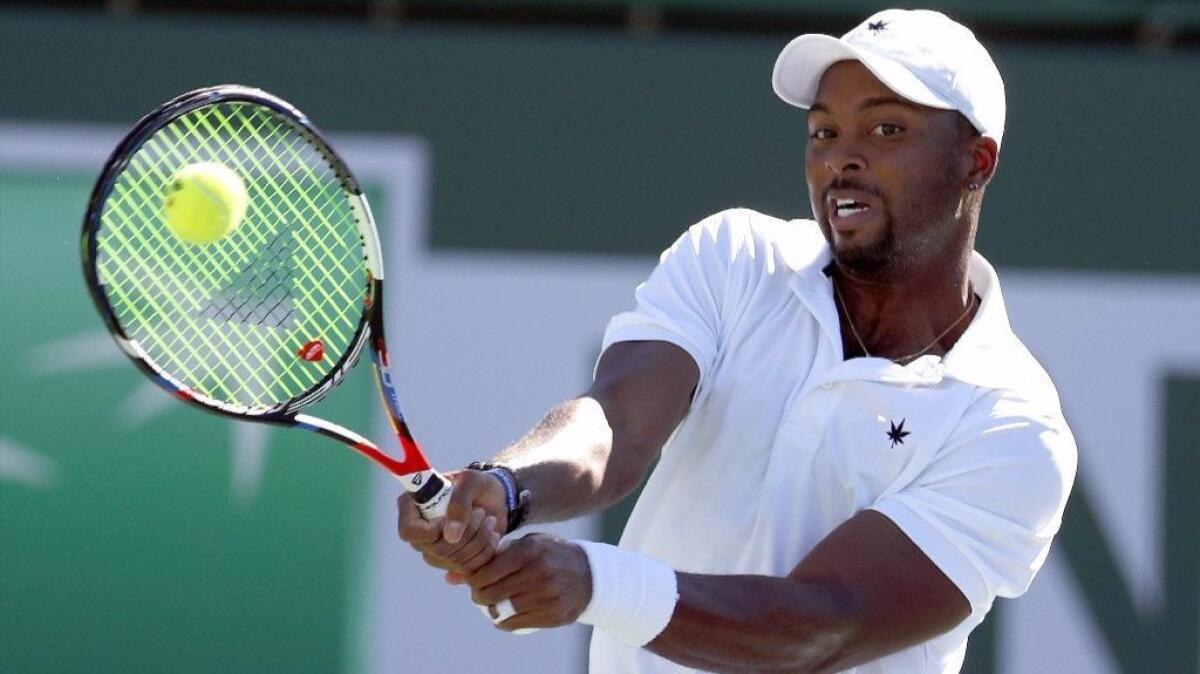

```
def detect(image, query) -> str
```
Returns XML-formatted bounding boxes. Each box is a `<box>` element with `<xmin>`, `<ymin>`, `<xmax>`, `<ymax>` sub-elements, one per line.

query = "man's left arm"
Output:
<box><xmin>653</xmin><ymin>510</ymin><xmax>970</xmax><ymax>672</ymax></box>
<box><xmin>465</xmin><ymin>510</ymin><xmax>967</xmax><ymax>673</ymax></box>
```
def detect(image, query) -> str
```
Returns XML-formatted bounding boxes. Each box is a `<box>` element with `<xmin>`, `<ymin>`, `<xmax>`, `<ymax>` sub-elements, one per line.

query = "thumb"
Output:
<box><xmin>397</xmin><ymin>492</ymin><xmax>441</xmax><ymax>544</ymax></box>
<box><xmin>442</xmin><ymin>471</ymin><xmax>479</xmax><ymax>544</ymax></box>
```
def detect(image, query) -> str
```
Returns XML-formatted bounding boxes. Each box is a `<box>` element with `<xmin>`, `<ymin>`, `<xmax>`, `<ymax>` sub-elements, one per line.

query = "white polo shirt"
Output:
<box><xmin>590</xmin><ymin>208</ymin><xmax>1077</xmax><ymax>674</ymax></box>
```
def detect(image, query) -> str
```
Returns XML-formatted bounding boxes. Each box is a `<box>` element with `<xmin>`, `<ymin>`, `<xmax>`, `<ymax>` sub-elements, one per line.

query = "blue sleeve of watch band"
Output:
<box><xmin>486</xmin><ymin>467</ymin><xmax>519</xmax><ymax>511</ymax></box>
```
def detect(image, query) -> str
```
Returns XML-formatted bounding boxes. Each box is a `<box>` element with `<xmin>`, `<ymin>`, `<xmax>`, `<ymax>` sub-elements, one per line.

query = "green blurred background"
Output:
<box><xmin>0</xmin><ymin>2</ymin><xmax>1196</xmax><ymax>673</ymax></box>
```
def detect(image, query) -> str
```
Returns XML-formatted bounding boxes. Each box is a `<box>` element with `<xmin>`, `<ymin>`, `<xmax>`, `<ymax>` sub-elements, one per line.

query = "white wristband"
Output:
<box><xmin>574</xmin><ymin>540</ymin><xmax>679</xmax><ymax>647</ymax></box>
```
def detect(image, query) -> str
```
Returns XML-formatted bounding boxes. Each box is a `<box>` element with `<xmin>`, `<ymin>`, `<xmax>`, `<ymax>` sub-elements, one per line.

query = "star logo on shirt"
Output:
<box><xmin>887</xmin><ymin>418</ymin><xmax>910</xmax><ymax>448</ymax></box>
<box><xmin>868</xmin><ymin>20</ymin><xmax>888</xmax><ymax>33</ymax></box>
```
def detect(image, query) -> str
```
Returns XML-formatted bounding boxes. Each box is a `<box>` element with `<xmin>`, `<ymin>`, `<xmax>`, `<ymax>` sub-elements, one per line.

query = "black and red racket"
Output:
<box><xmin>81</xmin><ymin>85</ymin><xmax>452</xmax><ymax>518</ymax></box>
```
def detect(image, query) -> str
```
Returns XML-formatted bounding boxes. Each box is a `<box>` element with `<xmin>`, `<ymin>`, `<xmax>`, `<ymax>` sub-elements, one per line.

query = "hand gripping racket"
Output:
<box><xmin>81</xmin><ymin>85</ymin><xmax>453</xmax><ymax>518</ymax></box>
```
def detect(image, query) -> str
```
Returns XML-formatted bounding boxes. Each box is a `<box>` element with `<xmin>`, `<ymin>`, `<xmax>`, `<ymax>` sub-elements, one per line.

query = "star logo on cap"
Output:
<box><xmin>868</xmin><ymin>20</ymin><xmax>888</xmax><ymax>33</ymax></box>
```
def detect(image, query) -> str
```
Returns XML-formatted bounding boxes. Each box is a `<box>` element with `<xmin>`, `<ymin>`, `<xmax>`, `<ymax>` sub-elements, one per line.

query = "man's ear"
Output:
<box><xmin>966</xmin><ymin>135</ymin><xmax>999</xmax><ymax>190</ymax></box>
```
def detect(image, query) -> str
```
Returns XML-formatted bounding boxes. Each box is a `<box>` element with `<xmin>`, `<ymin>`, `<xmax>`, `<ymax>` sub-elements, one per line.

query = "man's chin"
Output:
<box><xmin>831</xmin><ymin>239</ymin><xmax>892</xmax><ymax>275</ymax></box>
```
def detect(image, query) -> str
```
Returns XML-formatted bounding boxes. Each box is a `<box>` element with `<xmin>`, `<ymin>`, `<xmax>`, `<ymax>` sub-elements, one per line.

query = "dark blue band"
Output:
<box><xmin>487</xmin><ymin>468</ymin><xmax>519</xmax><ymax>511</ymax></box>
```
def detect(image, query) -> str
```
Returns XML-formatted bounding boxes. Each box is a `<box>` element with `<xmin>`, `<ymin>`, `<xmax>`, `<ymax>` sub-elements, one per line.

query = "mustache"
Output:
<box><xmin>823</xmin><ymin>179</ymin><xmax>882</xmax><ymax>202</ymax></box>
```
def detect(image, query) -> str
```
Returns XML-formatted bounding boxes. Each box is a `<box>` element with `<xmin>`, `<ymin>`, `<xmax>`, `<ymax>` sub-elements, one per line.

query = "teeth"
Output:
<box><xmin>835</xmin><ymin>199</ymin><xmax>869</xmax><ymax>216</ymax></box>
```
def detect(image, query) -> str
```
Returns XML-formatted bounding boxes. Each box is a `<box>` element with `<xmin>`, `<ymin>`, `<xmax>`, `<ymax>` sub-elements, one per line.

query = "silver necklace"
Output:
<box><xmin>832</xmin><ymin>279</ymin><xmax>977</xmax><ymax>364</ymax></box>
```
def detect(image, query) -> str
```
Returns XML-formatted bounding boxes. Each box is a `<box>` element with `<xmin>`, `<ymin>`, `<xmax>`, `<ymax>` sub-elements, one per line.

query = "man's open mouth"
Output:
<box><xmin>834</xmin><ymin>198</ymin><xmax>871</xmax><ymax>218</ymax></box>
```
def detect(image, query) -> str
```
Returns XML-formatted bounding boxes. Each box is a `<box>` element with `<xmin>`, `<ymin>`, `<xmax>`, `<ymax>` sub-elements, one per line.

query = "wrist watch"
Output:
<box><xmin>466</xmin><ymin>461</ymin><xmax>531</xmax><ymax>533</ymax></box>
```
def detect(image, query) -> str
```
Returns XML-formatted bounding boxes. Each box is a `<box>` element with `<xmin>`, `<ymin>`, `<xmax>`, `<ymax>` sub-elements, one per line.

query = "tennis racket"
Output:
<box><xmin>81</xmin><ymin>85</ymin><xmax>453</xmax><ymax>519</ymax></box>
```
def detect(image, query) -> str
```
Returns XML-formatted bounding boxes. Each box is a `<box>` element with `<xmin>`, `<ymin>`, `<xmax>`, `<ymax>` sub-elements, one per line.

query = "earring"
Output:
<box><xmin>968</xmin><ymin>182</ymin><xmax>980</xmax><ymax>191</ymax></box>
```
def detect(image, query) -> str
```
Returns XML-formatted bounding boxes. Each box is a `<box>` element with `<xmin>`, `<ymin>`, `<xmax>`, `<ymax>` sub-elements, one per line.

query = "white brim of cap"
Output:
<box><xmin>772</xmin><ymin>34</ymin><xmax>954</xmax><ymax>112</ymax></box>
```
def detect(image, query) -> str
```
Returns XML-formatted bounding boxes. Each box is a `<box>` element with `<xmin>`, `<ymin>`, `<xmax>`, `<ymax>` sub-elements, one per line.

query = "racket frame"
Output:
<box><xmin>81</xmin><ymin>85</ymin><xmax>452</xmax><ymax>517</ymax></box>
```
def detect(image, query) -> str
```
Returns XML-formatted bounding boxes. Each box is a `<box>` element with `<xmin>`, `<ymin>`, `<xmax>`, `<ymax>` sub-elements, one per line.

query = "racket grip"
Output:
<box><xmin>401</xmin><ymin>470</ymin><xmax>453</xmax><ymax>520</ymax></box>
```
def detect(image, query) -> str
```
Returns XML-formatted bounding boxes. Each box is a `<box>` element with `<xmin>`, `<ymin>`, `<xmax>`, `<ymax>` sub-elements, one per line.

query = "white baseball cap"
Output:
<box><xmin>772</xmin><ymin>9</ymin><xmax>1006</xmax><ymax>149</ymax></box>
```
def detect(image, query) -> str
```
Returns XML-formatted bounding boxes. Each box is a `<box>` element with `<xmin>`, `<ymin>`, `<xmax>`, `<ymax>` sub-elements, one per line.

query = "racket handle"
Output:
<box><xmin>400</xmin><ymin>469</ymin><xmax>453</xmax><ymax>520</ymax></box>
<box><xmin>406</xmin><ymin>470</ymin><xmax>539</xmax><ymax>634</ymax></box>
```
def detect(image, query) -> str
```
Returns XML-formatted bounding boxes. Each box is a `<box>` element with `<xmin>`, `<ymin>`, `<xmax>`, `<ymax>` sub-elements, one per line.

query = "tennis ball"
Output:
<box><xmin>163</xmin><ymin>162</ymin><xmax>248</xmax><ymax>244</ymax></box>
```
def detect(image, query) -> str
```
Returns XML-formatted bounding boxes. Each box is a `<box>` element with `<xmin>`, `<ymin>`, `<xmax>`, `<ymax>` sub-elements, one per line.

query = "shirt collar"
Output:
<box><xmin>941</xmin><ymin>251</ymin><xmax>1028</xmax><ymax>389</ymax></box>
<box><xmin>785</xmin><ymin>226</ymin><xmax>1025</xmax><ymax>390</ymax></box>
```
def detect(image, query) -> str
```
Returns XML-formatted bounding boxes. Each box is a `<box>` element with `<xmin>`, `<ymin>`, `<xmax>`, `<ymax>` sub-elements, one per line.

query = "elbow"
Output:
<box><xmin>599</xmin><ymin>446</ymin><xmax>652</xmax><ymax>503</ymax></box>
<box><xmin>582</xmin><ymin>396</ymin><xmax>657</xmax><ymax>504</ymax></box>
<box><xmin>784</xmin><ymin>627</ymin><xmax>862</xmax><ymax>674</ymax></box>
<box><xmin>777</xmin><ymin>584</ymin><xmax>865</xmax><ymax>674</ymax></box>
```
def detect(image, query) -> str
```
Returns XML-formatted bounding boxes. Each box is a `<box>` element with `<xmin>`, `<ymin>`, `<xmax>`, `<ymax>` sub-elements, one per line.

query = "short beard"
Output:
<box><xmin>829</xmin><ymin>210</ymin><xmax>897</xmax><ymax>276</ymax></box>
<box><xmin>827</xmin><ymin>169</ymin><xmax>965</xmax><ymax>280</ymax></box>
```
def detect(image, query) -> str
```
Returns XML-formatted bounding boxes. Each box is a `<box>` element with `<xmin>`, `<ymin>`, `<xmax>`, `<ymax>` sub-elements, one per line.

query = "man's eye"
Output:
<box><xmin>810</xmin><ymin>128</ymin><xmax>835</xmax><ymax>140</ymax></box>
<box><xmin>871</xmin><ymin>123</ymin><xmax>904</xmax><ymax>136</ymax></box>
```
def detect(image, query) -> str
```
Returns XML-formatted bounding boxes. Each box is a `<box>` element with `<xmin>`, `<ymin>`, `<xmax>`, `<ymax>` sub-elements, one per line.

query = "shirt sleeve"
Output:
<box><xmin>599</xmin><ymin>209</ymin><xmax>750</xmax><ymax>394</ymax></box>
<box><xmin>869</xmin><ymin>391</ymin><xmax>1078</xmax><ymax>613</ymax></box>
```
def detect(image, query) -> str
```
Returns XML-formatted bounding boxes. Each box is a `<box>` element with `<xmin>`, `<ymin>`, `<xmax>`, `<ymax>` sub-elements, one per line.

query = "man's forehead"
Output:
<box><xmin>810</xmin><ymin>60</ymin><xmax>904</xmax><ymax>111</ymax></box>
<box><xmin>809</xmin><ymin>61</ymin><xmax>961</xmax><ymax>127</ymax></box>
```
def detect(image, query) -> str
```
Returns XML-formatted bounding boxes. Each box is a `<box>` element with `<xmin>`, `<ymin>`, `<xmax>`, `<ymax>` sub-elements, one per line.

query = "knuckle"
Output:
<box><xmin>517</xmin><ymin>541</ymin><xmax>538</xmax><ymax>564</ymax></box>
<box><xmin>456</xmin><ymin>542</ymin><xmax>481</xmax><ymax>561</ymax></box>
<box><xmin>423</xmin><ymin>551</ymin><xmax>450</xmax><ymax>570</ymax></box>
<box><xmin>525</xmin><ymin>549</ymin><xmax>548</xmax><ymax>572</ymax></box>
<box><xmin>450</xmin><ymin>480</ymin><xmax>476</xmax><ymax>502</ymax></box>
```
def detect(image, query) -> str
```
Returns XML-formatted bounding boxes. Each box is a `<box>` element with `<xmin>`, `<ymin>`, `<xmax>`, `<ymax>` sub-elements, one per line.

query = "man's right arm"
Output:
<box><xmin>499</xmin><ymin>339</ymin><xmax>699</xmax><ymax>523</ymax></box>
<box><xmin>397</xmin><ymin>339</ymin><xmax>698</xmax><ymax>571</ymax></box>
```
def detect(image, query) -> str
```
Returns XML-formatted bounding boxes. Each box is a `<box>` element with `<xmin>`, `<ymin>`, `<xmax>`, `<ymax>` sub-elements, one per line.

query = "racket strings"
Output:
<box><xmin>116</xmin><ymin>117</ymin><xmax>308</xmax><ymax>398</ymax></box>
<box><xmin>96</xmin><ymin>101</ymin><xmax>368</xmax><ymax>410</ymax></box>
<box><xmin>198</xmin><ymin>227</ymin><xmax>298</xmax><ymax>328</ymax></box>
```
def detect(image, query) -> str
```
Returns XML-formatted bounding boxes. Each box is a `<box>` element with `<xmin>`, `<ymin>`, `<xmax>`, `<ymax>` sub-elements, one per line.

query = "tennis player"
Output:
<box><xmin>399</xmin><ymin>9</ymin><xmax>1077</xmax><ymax>673</ymax></box>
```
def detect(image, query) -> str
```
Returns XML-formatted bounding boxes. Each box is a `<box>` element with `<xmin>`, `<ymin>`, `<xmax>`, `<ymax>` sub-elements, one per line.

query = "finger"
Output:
<box><xmin>442</xmin><ymin>477</ymin><xmax>480</xmax><ymax>545</ymax></box>
<box><xmin>456</xmin><ymin>534</ymin><xmax>501</xmax><ymax>575</ymax></box>
<box><xmin>422</xmin><ymin>550</ymin><xmax>454</xmax><ymax>572</ymax></box>
<box><xmin>488</xmin><ymin>597</ymin><xmax>518</xmax><ymax>621</ymax></box>
<box><xmin>397</xmin><ymin>494</ymin><xmax>441</xmax><ymax>544</ymax></box>
<box><xmin>445</xmin><ymin>513</ymin><xmax>494</xmax><ymax>560</ymax></box>
<box><xmin>439</xmin><ymin>507</ymin><xmax>485</xmax><ymax>553</ymax></box>
<box><xmin>463</xmin><ymin>507</ymin><xmax>488</xmax><ymax>545</ymax></box>
<box><xmin>444</xmin><ymin>571</ymin><xmax>466</xmax><ymax>585</ymax></box>
<box><xmin>467</xmin><ymin>539</ymin><xmax>532</xmax><ymax>590</ymax></box>
<box><xmin>425</xmin><ymin>509</ymin><xmax>489</xmax><ymax>566</ymax></box>
<box><xmin>474</xmin><ymin>595</ymin><xmax>541</xmax><ymax>635</ymax></box>
<box><xmin>446</xmin><ymin>528</ymin><xmax>494</xmax><ymax>571</ymax></box>
<box><xmin>493</xmin><ymin>594</ymin><xmax>560</xmax><ymax>632</ymax></box>
<box><xmin>497</xmin><ymin>608</ymin><xmax>553</xmax><ymax>633</ymax></box>
<box><xmin>456</xmin><ymin>526</ymin><xmax>502</xmax><ymax>574</ymax></box>
<box><xmin>471</xmin><ymin>561</ymin><xmax>541</xmax><ymax>607</ymax></box>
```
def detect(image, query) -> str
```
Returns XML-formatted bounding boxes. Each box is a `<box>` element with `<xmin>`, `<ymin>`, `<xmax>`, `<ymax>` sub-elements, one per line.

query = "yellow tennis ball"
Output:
<box><xmin>163</xmin><ymin>162</ymin><xmax>248</xmax><ymax>244</ymax></box>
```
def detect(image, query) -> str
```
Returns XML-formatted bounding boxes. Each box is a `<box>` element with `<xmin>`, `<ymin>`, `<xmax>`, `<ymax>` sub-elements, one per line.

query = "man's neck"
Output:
<box><xmin>830</xmin><ymin>247</ymin><xmax>977</xmax><ymax>363</ymax></box>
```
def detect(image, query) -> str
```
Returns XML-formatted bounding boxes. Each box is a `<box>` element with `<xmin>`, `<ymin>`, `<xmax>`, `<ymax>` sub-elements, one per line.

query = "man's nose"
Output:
<box><xmin>825</xmin><ymin>149</ymin><xmax>865</xmax><ymax>178</ymax></box>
